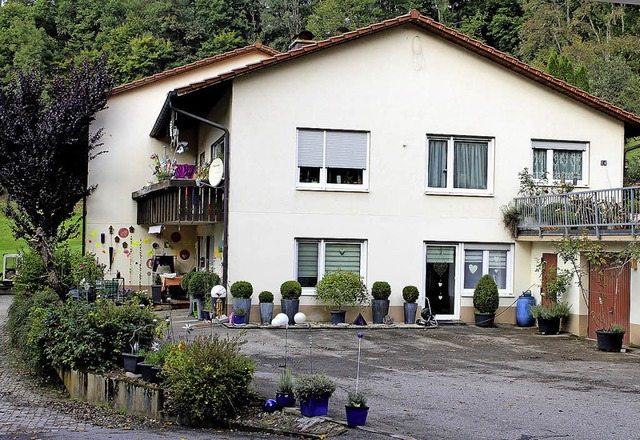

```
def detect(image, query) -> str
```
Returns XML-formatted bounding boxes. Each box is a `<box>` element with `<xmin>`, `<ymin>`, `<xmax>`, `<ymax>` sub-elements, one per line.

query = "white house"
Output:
<box><xmin>87</xmin><ymin>10</ymin><xmax>640</xmax><ymax>342</ymax></box>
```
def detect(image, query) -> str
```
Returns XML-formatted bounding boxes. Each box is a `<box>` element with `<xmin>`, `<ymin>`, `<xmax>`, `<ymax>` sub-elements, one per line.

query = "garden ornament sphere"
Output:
<box><xmin>294</xmin><ymin>312</ymin><xmax>306</xmax><ymax>324</ymax></box>
<box><xmin>262</xmin><ymin>399</ymin><xmax>278</xmax><ymax>412</ymax></box>
<box><xmin>271</xmin><ymin>313</ymin><xmax>289</xmax><ymax>327</ymax></box>
<box><xmin>358</xmin><ymin>332</ymin><xmax>363</xmax><ymax>339</ymax></box>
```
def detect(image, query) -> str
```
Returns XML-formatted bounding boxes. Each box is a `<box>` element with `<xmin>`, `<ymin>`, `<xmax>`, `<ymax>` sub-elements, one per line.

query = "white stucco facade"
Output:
<box><xmin>86</xmin><ymin>18</ymin><xmax>640</xmax><ymax>337</ymax></box>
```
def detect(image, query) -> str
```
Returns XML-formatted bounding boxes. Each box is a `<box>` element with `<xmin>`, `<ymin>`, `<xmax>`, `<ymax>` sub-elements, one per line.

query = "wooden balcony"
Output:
<box><xmin>131</xmin><ymin>179</ymin><xmax>223</xmax><ymax>225</ymax></box>
<box><xmin>514</xmin><ymin>186</ymin><xmax>640</xmax><ymax>239</ymax></box>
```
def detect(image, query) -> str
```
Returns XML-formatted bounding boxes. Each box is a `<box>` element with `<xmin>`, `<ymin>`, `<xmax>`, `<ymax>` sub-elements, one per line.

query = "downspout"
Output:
<box><xmin>168</xmin><ymin>96</ymin><xmax>230</xmax><ymax>290</ymax></box>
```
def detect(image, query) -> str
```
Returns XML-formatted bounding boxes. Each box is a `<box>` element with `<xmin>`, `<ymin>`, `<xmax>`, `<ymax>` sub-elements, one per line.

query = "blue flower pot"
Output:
<box><xmin>275</xmin><ymin>392</ymin><xmax>296</xmax><ymax>408</ymax></box>
<box><xmin>300</xmin><ymin>396</ymin><xmax>329</xmax><ymax>417</ymax></box>
<box><xmin>234</xmin><ymin>314</ymin><xmax>246</xmax><ymax>325</ymax></box>
<box><xmin>345</xmin><ymin>405</ymin><xmax>369</xmax><ymax>427</ymax></box>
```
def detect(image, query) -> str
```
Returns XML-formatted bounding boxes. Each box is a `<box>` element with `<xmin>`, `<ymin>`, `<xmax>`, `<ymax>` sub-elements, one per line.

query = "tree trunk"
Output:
<box><xmin>33</xmin><ymin>228</ymin><xmax>63</xmax><ymax>299</ymax></box>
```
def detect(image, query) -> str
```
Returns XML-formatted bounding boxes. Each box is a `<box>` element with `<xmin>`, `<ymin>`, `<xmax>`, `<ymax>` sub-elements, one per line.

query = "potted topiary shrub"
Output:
<box><xmin>280</xmin><ymin>280</ymin><xmax>302</xmax><ymax>325</ymax></box>
<box><xmin>402</xmin><ymin>285</ymin><xmax>419</xmax><ymax>324</ymax></box>
<box><xmin>596</xmin><ymin>324</ymin><xmax>626</xmax><ymax>351</ymax></box>
<box><xmin>371</xmin><ymin>281</ymin><xmax>391</xmax><ymax>324</ymax></box>
<box><xmin>473</xmin><ymin>275</ymin><xmax>499</xmax><ymax>327</ymax></box>
<box><xmin>315</xmin><ymin>270</ymin><xmax>368</xmax><ymax>325</ymax></box>
<box><xmin>151</xmin><ymin>273</ymin><xmax>162</xmax><ymax>305</ymax></box>
<box><xmin>293</xmin><ymin>373</ymin><xmax>336</xmax><ymax>417</ymax></box>
<box><xmin>259</xmin><ymin>290</ymin><xmax>274</xmax><ymax>325</ymax></box>
<box><xmin>275</xmin><ymin>367</ymin><xmax>295</xmax><ymax>408</ymax></box>
<box><xmin>345</xmin><ymin>392</ymin><xmax>368</xmax><ymax>427</ymax></box>
<box><xmin>231</xmin><ymin>280</ymin><xmax>253</xmax><ymax>323</ymax></box>
<box><xmin>188</xmin><ymin>271</ymin><xmax>220</xmax><ymax>320</ymax></box>
<box><xmin>233</xmin><ymin>307</ymin><xmax>246</xmax><ymax>324</ymax></box>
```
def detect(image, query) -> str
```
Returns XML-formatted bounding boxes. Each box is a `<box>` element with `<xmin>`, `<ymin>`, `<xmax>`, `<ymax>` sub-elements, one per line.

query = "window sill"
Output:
<box><xmin>425</xmin><ymin>190</ymin><xmax>494</xmax><ymax>197</ymax></box>
<box><xmin>461</xmin><ymin>293</ymin><xmax>514</xmax><ymax>298</ymax></box>
<box><xmin>297</xmin><ymin>186</ymin><xmax>369</xmax><ymax>193</ymax></box>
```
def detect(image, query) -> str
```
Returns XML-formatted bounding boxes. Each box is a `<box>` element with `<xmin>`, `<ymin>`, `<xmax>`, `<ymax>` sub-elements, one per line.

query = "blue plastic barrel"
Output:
<box><xmin>516</xmin><ymin>291</ymin><xmax>536</xmax><ymax>327</ymax></box>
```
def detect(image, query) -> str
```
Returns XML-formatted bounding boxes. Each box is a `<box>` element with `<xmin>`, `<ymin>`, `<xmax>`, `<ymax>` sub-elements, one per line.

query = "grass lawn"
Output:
<box><xmin>0</xmin><ymin>197</ymin><xmax>83</xmax><ymax>258</ymax></box>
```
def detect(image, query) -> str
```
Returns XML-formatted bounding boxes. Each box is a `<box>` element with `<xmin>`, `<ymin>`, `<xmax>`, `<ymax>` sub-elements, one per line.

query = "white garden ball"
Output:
<box><xmin>271</xmin><ymin>313</ymin><xmax>289</xmax><ymax>327</ymax></box>
<box><xmin>294</xmin><ymin>312</ymin><xmax>306</xmax><ymax>324</ymax></box>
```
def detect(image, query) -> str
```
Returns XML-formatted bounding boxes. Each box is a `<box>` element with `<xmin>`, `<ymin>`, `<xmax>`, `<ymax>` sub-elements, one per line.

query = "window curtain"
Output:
<box><xmin>454</xmin><ymin>142</ymin><xmax>487</xmax><ymax>189</ymax></box>
<box><xmin>532</xmin><ymin>149</ymin><xmax>547</xmax><ymax>179</ymax></box>
<box><xmin>428</xmin><ymin>140</ymin><xmax>447</xmax><ymax>188</ymax></box>
<box><xmin>464</xmin><ymin>250</ymin><xmax>483</xmax><ymax>289</ymax></box>
<box><xmin>297</xmin><ymin>241</ymin><xmax>319</xmax><ymax>287</ymax></box>
<box><xmin>488</xmin><ymin>250</ymin><xmax>507</xmax><ymax>289</ymax></box>
<box><xmin>426</xmin><ymin>246</ymin><xmax>455</xmax><ymax>263</ymax></box>
<box><xmin>553</xmin><ymin>150</ymin><xmax>582</xmax><ymax>181</ymax></box>
<box><xmin>325</xmin><ymin>243</ymin><xmax>361</xmax><ymax>274</ymax></box>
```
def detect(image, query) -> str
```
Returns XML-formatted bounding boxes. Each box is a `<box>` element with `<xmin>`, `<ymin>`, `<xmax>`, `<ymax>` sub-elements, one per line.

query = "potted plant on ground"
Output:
<box><xmin>137</xmin><ymin>343</ymin><xmax>170</xmax><ymax>383</ymax></box>
<box><xmin>280</xmin><ymin>280</ymin><xmax>302</xmax><ymax>325</ymax></box>
<box><xmin>275</xmin><ymin>367</ymin><xmax>296</xmax><ymax>408</ymax></box>
<box><xmin>402</xmin><ymin>285</ymin><xmax>419</xmax><ymax>324</ymax></box>
<box><xmin>259</xmin><ymin>290</ymin><xmax>274</xmax><ymax>325</ymax></box>
<box><xmin>529</xmin><ymin>261</ymin><xmax>572</xmax><ymax>334</ymax></box>
<box><xmin>596</xmin><ymin>324</ymin><xmax>626</xmax><ymax>351</ymax></box>
<box><xmin>233</xmin><ymin>307</ymin><xmax>246</xmax><ymax>324</ymax></box>
<box><xmin>151</xmin><ymin>273</ymin><xmax>162</xmax><ymax>305</ymax></box>
<box><xmin>473</xmin><ymin>275</ymin><xmax>499</xmax><ymax>327</ymax></box>
<box><xmin>315</xmin><ymin>270</ymin><xmax>368</xmax><ymax>325</ymax></box>
<box><xmin>345</xmin><ymin>392</ymin><xmax>368</xmax><ymax>427</ymax></box>
<box><xmin>122</xmin><ymin>325</ymin><xmax>147</xmax><ymax>373</ymax></box>
<box><xmin>371</xmin><ymin>281</ymin><xmax>391</xmax><ymax>324</ymax></box>
<box><xmin>293</xmin><ymin>373</ymin><xmax>336</xmax><ymax>417</ymax></box>
<box><xmin>188</xmin><ymin>271</ymin><xmax>220</xmax><ymax>320</ymax></box>
<box><xmin>231</xmin><ymin>280</ymin><xmax>253</xmax><ymax>323</ymax></box>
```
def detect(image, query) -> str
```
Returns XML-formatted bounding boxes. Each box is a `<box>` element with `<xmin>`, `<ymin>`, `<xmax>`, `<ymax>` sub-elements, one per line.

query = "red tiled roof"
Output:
<box><xmin>109</xmin><ymin>43</ymin><xmax>280</xmax><ymax>96</ymax></box>
<box><xmin>172</xmin><ymin>10</ymin><xmax>640</xmax><ymax>131</ymax></box>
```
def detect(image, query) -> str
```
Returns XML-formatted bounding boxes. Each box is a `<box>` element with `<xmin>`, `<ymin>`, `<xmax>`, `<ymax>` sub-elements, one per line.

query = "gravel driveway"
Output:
<box><xmin>2</xmin><ymin>296</ymin><xmax>640</xmax><ymax>440</ymax></box>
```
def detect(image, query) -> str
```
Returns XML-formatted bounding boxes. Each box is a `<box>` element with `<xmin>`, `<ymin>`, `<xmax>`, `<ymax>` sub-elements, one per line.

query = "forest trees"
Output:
<box><xmin>0</xmin><ymin>58</ymin><xmax>111</xmax><ymax>298</ymax></box>
<box><xmin>1</xmin><ymin>0</ymin><xmax>640</xmax><ymax>110</ymax></box>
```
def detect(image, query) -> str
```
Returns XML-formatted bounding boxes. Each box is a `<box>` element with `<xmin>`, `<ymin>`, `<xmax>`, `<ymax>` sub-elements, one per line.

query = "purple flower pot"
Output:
<box><xmin>345</xmin><ymin>405</ymin><xmax>369</xmax><ymax>427</ymax></box>
<box><xmin>300</xmin><ymin>396</ymin><xmax>329</xmax><ymax>417</ymax></box>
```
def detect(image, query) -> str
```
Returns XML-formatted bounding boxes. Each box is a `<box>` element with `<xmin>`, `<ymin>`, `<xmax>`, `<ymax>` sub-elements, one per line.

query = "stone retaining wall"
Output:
<box><xmin>58</xmin><ymin>369</ymin><xmax>168</xmax><ymax>420</ymax></box>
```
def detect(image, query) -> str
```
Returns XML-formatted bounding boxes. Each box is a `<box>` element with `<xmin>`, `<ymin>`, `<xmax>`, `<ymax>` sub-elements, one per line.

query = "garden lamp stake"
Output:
<box><xmin>356</xmin><ymin>332</ymin><xmax>363</xmax><ymax>394</ymax></box>
<box><xmin>309</xmin><ymin>327</ymin><xmax>313</xmax><ymax>374</ymax></box>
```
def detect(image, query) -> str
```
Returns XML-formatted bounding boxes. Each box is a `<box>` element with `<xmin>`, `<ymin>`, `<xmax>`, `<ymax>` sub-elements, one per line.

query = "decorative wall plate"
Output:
<box><xmin>146</xmin><ymin>258</ymin><xmax>153</xmax><ymax>269</ymax></box>
<box><xmin>179</xmin><ymin>249</ymin><xmax>190</xmax><ymax>260</ymax></box>
<box><xmin>118</xmin><ymin>228</ymin><xmax>129</xmax><ymax>239</ymax></box>
<box><xmin>171</xmin><ymin>231</ymin><xmax>182</xmax><ymax>243</ymax></box>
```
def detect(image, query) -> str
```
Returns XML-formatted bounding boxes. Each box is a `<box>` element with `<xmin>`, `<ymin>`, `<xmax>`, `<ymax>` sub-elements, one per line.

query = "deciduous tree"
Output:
<box><xmin>0</xmin><ymin>58</ymin><xmax>111</xmax><ymax>298</ymax></box>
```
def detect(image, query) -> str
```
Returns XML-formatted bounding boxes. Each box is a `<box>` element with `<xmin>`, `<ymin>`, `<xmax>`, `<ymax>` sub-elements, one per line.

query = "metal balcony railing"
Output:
<box><xmin>131</xmin><ymin>179</ymin><xmax>223</xmax><ymax>225</ymax></box>
<box><xmin>514</xmin><ymin>186</ymin><xmax>640</xmax><ymax>237</ymax></box>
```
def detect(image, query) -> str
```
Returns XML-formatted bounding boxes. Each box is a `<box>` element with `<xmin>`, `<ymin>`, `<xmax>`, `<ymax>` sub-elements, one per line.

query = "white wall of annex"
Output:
<box><xmin>225</xmin><ymin>25</ymin><xmax>625</xmax><ymax>305</ymax></box>
<box><xmin>87</xmin><ymin>51</ymin><xmax>270</xmax><ymax>281</ymax></box>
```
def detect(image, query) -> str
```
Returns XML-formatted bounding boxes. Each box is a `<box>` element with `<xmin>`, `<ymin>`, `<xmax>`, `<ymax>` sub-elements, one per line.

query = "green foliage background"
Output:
<box><xmin>3</xmin><ymin>0</ymin><xmax>640</xmax><ymax>115</ymax></box>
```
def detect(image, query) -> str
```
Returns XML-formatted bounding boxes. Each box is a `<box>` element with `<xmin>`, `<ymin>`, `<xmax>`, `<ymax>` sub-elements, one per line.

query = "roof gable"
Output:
<box><xmin>110</xmin><ymin>43</ymin><xmax>280</xmax><ymax>96</ymax></box>
<box><xmin>168</xmin><ymin>10</ymin><xmax>640</xmax><ymax>134</ymax></box>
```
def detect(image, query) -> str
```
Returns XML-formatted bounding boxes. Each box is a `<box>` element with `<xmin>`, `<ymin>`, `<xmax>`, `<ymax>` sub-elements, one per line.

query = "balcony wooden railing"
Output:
<box><xmin>514</xmin><ymin>186</ymin><xmax>640</xmax><ymax>238</ymax></box>
<box><xmin>132</xmin><ymin>179</ymin><xmax>223</xmax><ymax>225</ymax></box>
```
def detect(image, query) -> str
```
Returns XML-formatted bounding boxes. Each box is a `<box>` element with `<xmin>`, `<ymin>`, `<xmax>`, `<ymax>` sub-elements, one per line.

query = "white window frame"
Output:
<box><xmin>296</xmin><ymin>128</ymin><xmax>370</xmax><ymax>192</ymax></box>
<box><xmin>460</xmin><ymin>243</ymin><xmax>514</xmax><ymax>296</ymax></box>
<box><xmin>531</xmin><ymin>140</ymin><xmax>589</xmax><ymax>187</ymax></box>
<box><xmin>425</xmin><ymin>135</ymin><xmax>495</xmax><ymax>196</ymax></box>
<box><xmin>294</xmin><ymin>239</ymin><xmax>367</xmax><ymax>295</ymax></box>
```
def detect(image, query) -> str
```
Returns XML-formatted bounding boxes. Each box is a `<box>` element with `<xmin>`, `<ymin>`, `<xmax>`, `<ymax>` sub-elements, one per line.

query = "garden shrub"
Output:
<box><xmin>371</xmin><ymin>281</ymin><xmax>391</xmax><ymax>300</ymax></box>
<box><xmin>402</xmin><ymin>285</ymin><xmax>419</xmax><ymax>303</ymax></box>
<box><xmin>230</xmin><ymin>280</ymin><xmax>253</xmax><ymax>298</ymax></box>
<box><xmin>7</xmin><ymin>289</ymin><xmax>60</xmax><ymax>368</ymax></box>
<box><xmin>26</xmin><ymin>298</ymin><xmax>158</xmax><ymax>373</ymax></box>
<box><xmin>280</xmin><ymin>280</ymin><xmax>302</xmax><ymax>300</ymax></box>
<box><xmin>162</xmin><ymin>336</ymin><xmax>256</xmax><ymax>426</ymax></box>
<box><xmin>13</xmin><ymin>246</ymin><xmax>104</xmax><ymax>296</ymax></box>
